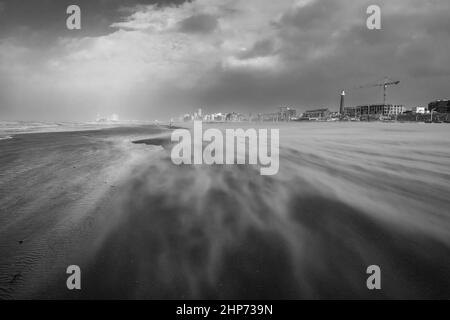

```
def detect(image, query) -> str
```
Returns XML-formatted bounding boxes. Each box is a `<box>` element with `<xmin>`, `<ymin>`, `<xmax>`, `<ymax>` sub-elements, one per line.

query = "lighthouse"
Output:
<box><xmin>339</xmin><ymin>90</ymin><xmax>345</xmax><ymax>115</ymax></box>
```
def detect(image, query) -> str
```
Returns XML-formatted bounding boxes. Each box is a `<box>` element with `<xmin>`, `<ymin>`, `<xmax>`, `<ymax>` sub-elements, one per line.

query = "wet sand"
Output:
<box><xmin>0</xmin><ymin>123</ymin><xmax>449</xmax><ymax>299</ymax></box>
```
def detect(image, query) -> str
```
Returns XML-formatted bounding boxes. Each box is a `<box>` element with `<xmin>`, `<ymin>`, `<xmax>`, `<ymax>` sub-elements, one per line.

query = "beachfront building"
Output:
<box><xmin>412</xmin><ymin>106</ymin><xmax>427</xmax><ymax>114</ymax></box>
<box><xmin>257</xmin><ymin>107</ymin><xmax>297</xmax><ymax>121</ymax></box>
<box><xmin>96</xmin><ymin>113</ymin><xmax>120</xmax><ymax>122</ymax></box>
<box><xmin>385</xmin><ymin>105</ymin><xmax>405</xmax><ymax>115</ymax></box>
<box><xmin>278</xmin><ymin>107</ymin><xmax>297</xmax><ymax>121</ymax></box>
<box><xmin>225</xmin><ymin>112</ymin><xmax>247</xmax><ymax>122</ymax></box>
<box><xmin>301</xmin><ymin>108</ymin><xmax>330</xmax><ymax>120</ymax></box>
<box><xmin>203</xmin><ymin>112</ymin><xmax>226</xmax><ymax>121</ymax></box>
<box><xmin>258</xmin><ymin>113</ymin><xmax>276</xmax><ymax>121</ymax></box>
<box><xmin>343</xmin><ymin>107</ymin><xmax>357</xmax><ymax>117</ymax></box>
<box><xmin>428</xmin><ymin>100</ymin><xmax>450</xmax><ymax>113</ymax></box>
<box><xmin>344</xmin><ymin>104</ymin><xmax>405</xmax><ymax>117</ymax></box>
<box><xmin>183</xmin><ymin>113</ymin><xmax>194</xmax><ymax>122</ymax></box>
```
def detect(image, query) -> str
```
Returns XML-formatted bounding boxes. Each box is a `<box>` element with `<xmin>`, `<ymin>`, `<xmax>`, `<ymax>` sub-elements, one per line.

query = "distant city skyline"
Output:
<box><xmin>1</xmin><ymin>0</ymin><xmax>450</xmax><ymax>122</ymax></box>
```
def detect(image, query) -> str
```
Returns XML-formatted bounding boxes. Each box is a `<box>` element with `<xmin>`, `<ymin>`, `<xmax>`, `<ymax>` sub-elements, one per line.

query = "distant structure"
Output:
<box><xmin>302</xmin><ymin>108</ymin><xmax>330</xmax><ymax>120</ymax></box>
<box><xmin>178</xmin><ymin>106</ymin><xmax>298</xmax><ymax>123</ymax></box>
<box><xmin>428</xmin><ymin>99</ymin><xmax>450</xmax><ymax>113</ymax></box>
<box><xmin>259</xmin><ymin>112</ymin><xmax>279</xmax><ymax>121</ymax></box>
<box><xmin>344</xmin><ymin>104</ymin><xmax>404</xmax><ymax>117</ymax></box>
<box><xmin>278</xmin><ymin>107</ymin><xmax>297</xmax><ymax>121</ymax></box>
<box><xmin>412</xmin><ymin>106</ymin><xmax>427</xmax><ymax>114</ymax></box>
<box><xmin>203</xmin><ymin>112</ymin><xmax>226</xmax><ymax>121</ymax></box>
<box><xmin>225</xmin><ymin>112</ymin><xmax>246</xmax><ymax>122</ymax></box>
<box><xmin>339</xmin><ymin>90</ymin><xmax>345</xmax><ymax>114</ymax></box>
<box><xmin>183</xmin><ymin>110</ymin><xmax>230</xmax><ymax>122</ymax></box>
<box><xmin>96</xmin><ymin>113</ymin><xmax>119</xmax><ymax>122</ymax></box>
<box><xmin>356</xmin><ymin>78</ymin><xmax>400</xmax><ymax>106</ymax></box>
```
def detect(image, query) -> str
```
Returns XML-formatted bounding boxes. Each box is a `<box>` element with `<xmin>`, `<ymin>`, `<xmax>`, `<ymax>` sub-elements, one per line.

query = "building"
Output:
<box><xmin>95</xmin><ymin>113</ymin><xmax>119</xmax><ymax>122</ymax></box>
<box><xmin>344</xmin><ymin>104</ymin><xmax>405</xmax><ymax>117</ymax></box>
<box><xmin>302</xmin><ymin>108</ymin><xmax>330</xmax><ymax>120</ymax></box>
<box><xmin>225</xmin><ymin>112</ymin><xmax>247</xmax><ymax>121</ymax></box>
<box><xmin>258</xmin><ymin>113</ymin><xmax>277</xmax><ymax>121</ymax></box>
<box><xmin>384</xmin><ymin>105</ymin><xmax>405</xmax><ymax>115</ymax></box>
<box><xmin>214</xmin><ymin>113</ymin><xmax>226</xmax><ymax>121</ymax></box>
<box><xmin>183</xmin><ymin>113</ymin><xmax>193</xmax><ymax>122</ymax></box>
<box><xmin>278</xmin><ymin>107</ymin><xmax>297</xmax><ymax>121</ymax></box>
<box><xmin>428</xmin><ymin>100</ymin><xmax>450</xmax><ymax>113</ymax></box>
<box><xmin>412</xmin><ymin>106</ymin><xmax>427</xmax><ymax>114</ymax></box>
<box><xmin>343</xmin><ymin>107</ymin><xmax>356</xmax><ymax>117</ymax></box>
<box><xmin>199</xmin><ymin>112</ymin><xmax>226</xmax><ymax>121</ymax></box>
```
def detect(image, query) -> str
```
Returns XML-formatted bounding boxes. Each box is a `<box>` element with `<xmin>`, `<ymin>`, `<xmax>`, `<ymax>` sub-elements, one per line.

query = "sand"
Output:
<box><xmin>0</xmin><ymin>122</ymin><xmax>449</xmax><ymax>299</ymax></box>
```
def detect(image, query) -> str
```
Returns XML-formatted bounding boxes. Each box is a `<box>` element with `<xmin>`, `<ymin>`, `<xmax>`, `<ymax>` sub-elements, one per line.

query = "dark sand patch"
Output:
<box><xmin>132</xmin><ymin>136</ymin><xmax>173</xmax><ymax>148</ymax></box>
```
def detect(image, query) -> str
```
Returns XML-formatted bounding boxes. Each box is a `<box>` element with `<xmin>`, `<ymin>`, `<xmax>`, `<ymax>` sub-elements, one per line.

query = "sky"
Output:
<box><xmin>0</xmin><ymin>0</ymin><xmax>449</xmax><ymax>121</ymax></box>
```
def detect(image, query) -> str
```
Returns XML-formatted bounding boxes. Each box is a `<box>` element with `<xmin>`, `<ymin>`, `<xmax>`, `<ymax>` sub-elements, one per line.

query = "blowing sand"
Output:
<box><xmin>0</xmin><ymin>122</ymin><xmax>449</xmax><ymax>299</ymax></box>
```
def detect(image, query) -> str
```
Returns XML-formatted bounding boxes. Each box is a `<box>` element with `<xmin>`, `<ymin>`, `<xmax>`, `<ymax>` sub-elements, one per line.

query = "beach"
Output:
<box><xmin>0</xmin><ymin>122</ymin><xmax>449</xmax><ymax>299</ymax></box>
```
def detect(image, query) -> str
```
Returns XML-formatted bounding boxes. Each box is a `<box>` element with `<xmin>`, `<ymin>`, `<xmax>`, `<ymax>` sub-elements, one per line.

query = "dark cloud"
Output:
<box><xmin>0</xmin><ymin>0</ymin><xmax>188</xmax><ymax>39</ymax></box>
<box><xmin>177</xmin><ymin>13</ymin><xmax>218</xmax><ymax>34</ymax></box>
<box><xmin>196</xmin><ymin>0</ymin><xmax>450</xmax><ymax>114</ymax></box>
<box><xmin>279</xmin><ymin>0</ymin><xmax>341</xmax><ymax>31</ymax></box>
<box><xmin>237</xmin><ymin>39</ymin><xmax>276</xmax><ymax>60</ymax></box>
<box><xmin>0</xmin><ymin>0</ymin><xmax>450</xmax><ymax>121</ymax></box>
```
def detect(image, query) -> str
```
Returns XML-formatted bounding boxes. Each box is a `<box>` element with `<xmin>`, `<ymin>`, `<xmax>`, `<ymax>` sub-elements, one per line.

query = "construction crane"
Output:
<box><xmin>356</xmin><ymin>78</ymin><xmax>400</xmax><ymax>106</ymax></box>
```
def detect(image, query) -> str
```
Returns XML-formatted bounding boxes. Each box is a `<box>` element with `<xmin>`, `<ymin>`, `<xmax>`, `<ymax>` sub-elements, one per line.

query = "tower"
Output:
<box><xmin>339</xmin><ymin>90</ymin><xmax>345</xmax><ymax>114</ymax></box>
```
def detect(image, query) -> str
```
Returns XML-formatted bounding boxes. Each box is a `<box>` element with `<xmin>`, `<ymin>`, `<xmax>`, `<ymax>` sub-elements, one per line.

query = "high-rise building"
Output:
<box><xmin>344</xmin><ymin>104</ymin><xmax>404</xmax><ymax>116</ymax></box>
<box><xmin>302</xmin><ymin>108</ymin><xmax>330</xmax><ymax>120</ymax></box>
<box><xmin>428</xmin><ymin>100</ymin><xmax>450</xmax><ymax>113</ymax></box>
<box><xmin>278</xmin><ymin>107</ymin><xmax>297</xmax><ymax>121</ymax></box>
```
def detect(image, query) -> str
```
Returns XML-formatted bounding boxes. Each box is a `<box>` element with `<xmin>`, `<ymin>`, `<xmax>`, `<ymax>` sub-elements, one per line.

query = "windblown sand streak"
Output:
<box><xmin>0</xmin><ymin>123</ymin><xmax>449</xmax><ymax>299</ymax></box>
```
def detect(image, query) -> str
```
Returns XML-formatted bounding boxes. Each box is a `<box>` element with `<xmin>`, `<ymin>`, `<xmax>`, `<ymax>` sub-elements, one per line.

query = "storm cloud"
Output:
<box><xmin>0</xmin><ymin>0</ymin><xmax>449</xmax><ymax>121</ymax></box>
